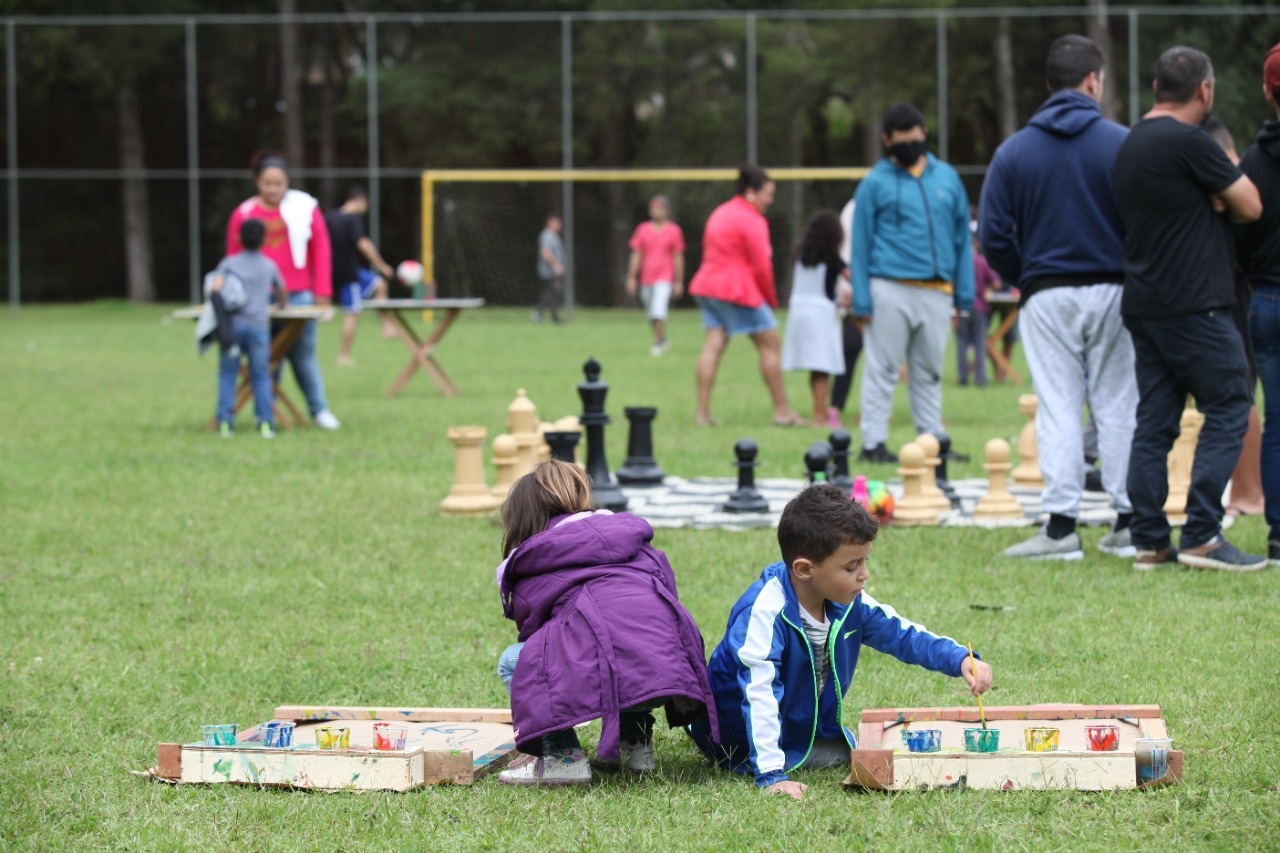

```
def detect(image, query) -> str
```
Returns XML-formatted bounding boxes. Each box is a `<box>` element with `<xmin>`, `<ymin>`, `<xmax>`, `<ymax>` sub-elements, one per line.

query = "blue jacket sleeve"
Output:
<box><xmin>858</xmin><ymin>593</ymin><xmax>972</xmax><ymax>677</ymax></box>
<box><xmin>850</xmin><ymin>181</ymin><xmax>875</xmax><ymax>317</ymax></box>
<box><xmin>950</xmin><ymin>173</ymin><xmax>974</xmax><ymax>311</ymax></box>
<box><xmin>977</xmin><ymin>153</ymin><xmax>1022</xmax><ymax>286</ymax></box>
<box><xmin>727</xmin><ymin>583</ymin><xmax>793</xmax><ymax>788</ymax></box>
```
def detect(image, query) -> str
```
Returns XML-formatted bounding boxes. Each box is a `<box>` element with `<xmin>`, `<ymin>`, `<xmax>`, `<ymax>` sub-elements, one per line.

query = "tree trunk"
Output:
<box><xmin>280</xmin><ymin>0</ymin><xmax>304</xmax><ymax>168</ymax></box>
<box><xmin>1086</xmin><ymin>0</ymin><xmax>1118</xmax><ymax>121</ymax></box>
<box><xmin>318</xmin><ymin>46</ymin><xmax>337</xmax><ymax>207</ymax></box>
<box><xmin>995</xmin><ymin>17</ymin><xmax>1018</xmax><ymax>140</ymax></box>
<box><xmin>117</xmin><ymin>80</ymin><xmax>154</xmax><ymax>302</ymax></box>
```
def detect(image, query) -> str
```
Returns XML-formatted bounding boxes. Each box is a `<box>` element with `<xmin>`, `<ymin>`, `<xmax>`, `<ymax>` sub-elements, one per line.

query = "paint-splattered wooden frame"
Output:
<box><xmin>155</xmin><ymin>706</ymin><xmax>517</xmax><ymax>791</ymax></box>
<box><xmin>845</xmin><ymin>704</ymin><xmax>1183</xmax><ymax>792</ymax></box>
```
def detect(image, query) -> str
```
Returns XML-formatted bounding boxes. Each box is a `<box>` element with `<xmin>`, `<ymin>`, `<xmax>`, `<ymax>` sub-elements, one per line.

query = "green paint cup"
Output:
<box><xmin>964</xmin><ymin>728</ymin><xmax>1000</xmax><ymax>752</ymax></box>
<box><xmin>201</xmin><ymin>724</ymin><xmax>238</xmax><ymax>746</ymax></box>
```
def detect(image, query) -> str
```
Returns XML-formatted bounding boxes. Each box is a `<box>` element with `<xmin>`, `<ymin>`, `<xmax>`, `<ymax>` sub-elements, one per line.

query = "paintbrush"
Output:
<box><xmin>967</xmin><ymin>642</ymin><xmax>987</xmax><ymax>730</ymax></box>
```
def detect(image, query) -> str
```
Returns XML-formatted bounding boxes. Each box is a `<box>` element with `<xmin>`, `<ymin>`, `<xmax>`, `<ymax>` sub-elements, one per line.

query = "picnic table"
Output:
<box><xmin>171</xmin><ymin>304</ymin><xmax>333</xmax><ymax>430</ymax></box>
<box><xmin>361</xmin><ymin>298</ymin><xmax>485</xmax><ymax>398</ymax></box>
<box><xmin>985</xmin><ymin>289</ymin><xmax>1021</xmax><ymax>385</ymax></box>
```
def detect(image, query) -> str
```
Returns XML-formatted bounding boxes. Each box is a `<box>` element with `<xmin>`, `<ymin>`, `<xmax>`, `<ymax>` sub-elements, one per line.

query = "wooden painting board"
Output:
<box><xmin>845</xmin><ymin>704</ymin><xmax>1183</xmax><ymax>792</ymax></box>
<box><xmin>157</xmin><ymin>706</ymin><xmax>517</xmax><ymax>791</ymax></box>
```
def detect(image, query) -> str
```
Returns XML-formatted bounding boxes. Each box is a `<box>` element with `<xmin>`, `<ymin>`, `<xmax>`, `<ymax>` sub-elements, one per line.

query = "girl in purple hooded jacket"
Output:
<box><xmin>494</xmin><ymin>461</ymin><xmax>718</xmax><ymax>787</ymax></box>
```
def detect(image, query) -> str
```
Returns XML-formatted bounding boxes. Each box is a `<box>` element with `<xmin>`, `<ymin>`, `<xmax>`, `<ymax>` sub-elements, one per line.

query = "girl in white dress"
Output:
<box><xmin>782</xmin><ymin>210</ymin><xmax>850</xmax><ymax>425</ymax></box>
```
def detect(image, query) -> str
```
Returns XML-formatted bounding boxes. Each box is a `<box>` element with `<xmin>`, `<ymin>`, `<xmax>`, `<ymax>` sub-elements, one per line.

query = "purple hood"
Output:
<box><xmin>499</xmin><ymin>512</ymin><xmax>718</xmax><ymax>758</ymax></box>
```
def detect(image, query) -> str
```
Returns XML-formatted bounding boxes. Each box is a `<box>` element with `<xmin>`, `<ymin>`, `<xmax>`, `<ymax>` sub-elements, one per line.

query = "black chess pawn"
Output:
<box><xmin>723</xmin><ymin>439</ymin><xmax>770</xmax><ymax>514</ymax></box>
<box><xmin>929</xmin><ymin>430</ymin><xmax>959</xmax><ymax>505</ymax></box>
<box><xmin>805</xmin><ymin>442</ymin><xmax>833</xmax><ymax>484</ymax></box>
<box><xmin>616</xmin><ymin>406</ymin><xmax>665</xmax><ymax>486</ymax></box>
<box><xmin>828</xmin><ymin>429</ymin><xmax>854</xmax><ymax>491</ymax></box>
<box><xmin>544</xmin><ymin>431</ymin><xmax>582</xmax><ymax>464</ymax></box>
<box><xmin>578</xmin><ymin>356</ymin><xmax>628</xmax><ymax>512</ymax></box>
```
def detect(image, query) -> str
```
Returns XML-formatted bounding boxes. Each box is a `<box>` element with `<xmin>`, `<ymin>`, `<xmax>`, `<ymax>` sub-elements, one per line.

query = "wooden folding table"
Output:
<box><xmin>363</xmin><ymin>298</ymin><xmax>485</xmax><ymax>397</ymax></box>
<box><xmin>985</xmin><ymin>289</ymin><xmax>1021</xmax><ymax>384</ymax></box>
<box><xmin>171</xmin><ymin>305</ymin><xmax>333</xmax><ymax>430</ymax></box>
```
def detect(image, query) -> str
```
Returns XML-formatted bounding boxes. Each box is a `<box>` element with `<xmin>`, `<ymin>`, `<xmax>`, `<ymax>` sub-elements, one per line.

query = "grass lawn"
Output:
<box><xmin>1</xmin><ymin>301</ymin><xmax>1278</xmax><ymax>851</ymax></box>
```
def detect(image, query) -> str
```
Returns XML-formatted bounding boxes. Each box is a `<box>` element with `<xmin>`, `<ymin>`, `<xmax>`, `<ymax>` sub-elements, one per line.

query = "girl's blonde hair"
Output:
<box><xmin>501</xmin><ymin>460</ymin><xmax>593</xmax><ymax>557</ymax></box>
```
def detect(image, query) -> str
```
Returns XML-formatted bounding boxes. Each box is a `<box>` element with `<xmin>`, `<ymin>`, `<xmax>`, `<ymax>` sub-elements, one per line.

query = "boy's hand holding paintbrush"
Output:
<box><xmin>961</xmin><ymin>655</ymin><xmax>993</xmax><ymax>697</ymax></box>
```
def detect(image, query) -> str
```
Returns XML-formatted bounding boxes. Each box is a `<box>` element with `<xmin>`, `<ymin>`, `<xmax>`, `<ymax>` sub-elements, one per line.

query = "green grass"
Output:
<box><xmin>1</xmin><ymin>302</ymin><xmax>1278</xmax><ymax>851</ymax></box>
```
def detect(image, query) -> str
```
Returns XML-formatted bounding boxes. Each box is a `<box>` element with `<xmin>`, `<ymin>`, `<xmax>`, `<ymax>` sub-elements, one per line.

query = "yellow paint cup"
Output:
<box><xmin>1024</xmin><ymin>727</ymin><xmax>1060</xmax><ymax>752</ymax></box>
<box><xmin>315</xmin><ymin>726</ymin><xmax>350</xmax><ymax>750</ymax></box>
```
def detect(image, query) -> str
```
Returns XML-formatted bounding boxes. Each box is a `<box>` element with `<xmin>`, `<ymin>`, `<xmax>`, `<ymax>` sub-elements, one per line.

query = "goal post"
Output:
<box><xmin>420</xmin><ymin>167</ymin><xmax>870</xmax><ymax>308</ymax></box>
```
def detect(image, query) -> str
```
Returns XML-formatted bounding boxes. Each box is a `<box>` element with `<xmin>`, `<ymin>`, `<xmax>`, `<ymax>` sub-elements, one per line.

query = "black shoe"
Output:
<box><xmin>857</xmin><ymin>443</ymin><xmax>899</xmax><ymax>464</ymax></box>
<box><xmin>1267</xmin><ymin>540</ymin><xmax>1280</xmax><ymax>566</ymax></box>
<box><xmin>1084</xmin><ymin>467</ymin><xmax>1104</xmax><ymax>493</ymax></box>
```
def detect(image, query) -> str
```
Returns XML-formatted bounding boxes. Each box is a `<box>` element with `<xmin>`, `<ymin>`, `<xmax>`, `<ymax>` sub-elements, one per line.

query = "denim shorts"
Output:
<box><xmin>697</xmin><ymin>296</ymin><xmax>776</xmax><ymax>336</ymax></box>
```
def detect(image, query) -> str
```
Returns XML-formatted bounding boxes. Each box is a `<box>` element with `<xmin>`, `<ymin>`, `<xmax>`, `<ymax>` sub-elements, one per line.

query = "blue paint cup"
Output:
<box><xmin>1136</xmin><ymin>737</ymin><xmax>1172</xmax><ymax>785</ymax></box>
<box><xmin>201</xmin><ymin>724</ymin><xmax>238</xmax><ymax>746</ymax></box>
<box><xmin>903</xmin><ymin>728</ymin><xmax>942</xmax><ymax>753</ymax></box>
<box><xmin>258</xmin><ymin>721</ymin><xmax>295</xmax><ymax>748</ymax></box>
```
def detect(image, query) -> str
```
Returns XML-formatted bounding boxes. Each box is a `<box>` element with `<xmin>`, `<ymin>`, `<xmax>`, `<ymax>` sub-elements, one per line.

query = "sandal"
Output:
<box><xmin>772</xmin><ymin>414</ymin><xmax>809</xmax><ymax>427</ymax></box>
<box><xmin>696</xmin><ymin>416</ymin><xmax>721</xmax><ymax>427</ymax></box>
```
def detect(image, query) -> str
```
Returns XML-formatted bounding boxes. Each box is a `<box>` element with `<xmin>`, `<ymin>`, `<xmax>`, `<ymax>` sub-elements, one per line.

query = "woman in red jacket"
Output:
<box><xmin>226</xmin><ymin>150</ymin><xmax>339</xmax><ymax>429</ymax></box>
<box><xmin>689</xmin><ymin>166</ymin><xmax>804</xmax><ymax>426</ymax></box>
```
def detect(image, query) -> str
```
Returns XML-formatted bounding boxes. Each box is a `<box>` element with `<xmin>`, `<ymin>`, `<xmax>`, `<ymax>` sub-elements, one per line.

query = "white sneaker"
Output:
<box><xmin>1098</xmin><ymin>526</ymin><xmax>1136</xmax><ymax>558</ymax></box>
<box><xmin>1002</xmin><ymin>528</ymin><xmax>1084</xmax><ymax>560</ymax></box>
<box><xmin>497</xmin><ymin>749</ymin><xmax>592</xmax><ymax>786</ymax></box>
<box><xmin>620</xmin><ymin>739</ymin><xmax>655</xmax><ymax>773</ymax></box>
<box><xmin>313</xmin><ymin>410</ymin><xmax>341</xmax><ymax>430</ymax></box>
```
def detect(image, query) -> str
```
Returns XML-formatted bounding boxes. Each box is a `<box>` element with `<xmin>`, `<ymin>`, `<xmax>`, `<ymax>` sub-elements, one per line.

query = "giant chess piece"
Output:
<box><xmin>543</xmin><ymin>431</ymin><xmax>582</xmax><ymax>464</ymax></box>
<box><xmin>892</xmin><ymin>442</ymin><xmax>941</xmax><ymax>526</ymax></box>
<box><xmin>507</xmin><ymin>389</ymin><xmax>541</xmax><ymax>479</ymax></box>
<box><xmin>723</xmin><ymin>438</ymin><xmax>770</xmax><ymax>513</ymax></box>
<box><xmin>1164</xmin><ymin>401</ymin><xmax>1205</xmax><ymax>525</ymax></box>
<box><xmin>914</xmin><ymin>433</ymin><xmax>953</xmax><ymax>512</ymax></box>
<box><xmin>616</xmin><ymin>406</ymin><xmax>665</xmax><ymax>486</ymax></box>
<box><xmin>578</xmin><ymin>357</ymin><xmax>628</xmax><ymax>512</ymax></box>
<box><xmin>1011</xmin><ymin>394</ymin><xmax>1045</xmax><ymax>488</ymax></box>
<box><xmin>974</xmin><ymin>438</ymin><xmax>1025</xmax><ymax>519</ymax></box>
<box><xmin>931</xmin><ymin>431</ymin><xmax>959</xmax><ymax>503</ymax></box>
<box><xmin>828</xmin><ymin>429</ymin><xmax>854</xmax><ymax>491</ymax></box>
<box><xmin>490</xmin><ymin>433</ymin><xmax>519</xmax><ymax>501</ymax></box>
<box><xmin>441</xmin><ymin>426</ymin><xmax>503</xmax><ymax>516</ymax></box>
<box><xmin>805</xmin><ymin>442</ymin><xmax>833</xmax><ymax>484</ymax></box>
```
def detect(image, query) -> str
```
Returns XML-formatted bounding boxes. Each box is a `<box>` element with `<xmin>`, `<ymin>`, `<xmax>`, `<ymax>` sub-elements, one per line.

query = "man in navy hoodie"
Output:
<box><xmin>851</xmin><ymin>103</ymin><xmax>974</xmax><ymax>464</ymax></box>
<box><xmin>979</xmin><ymin>34</ymin><xmax>1137</xmax><ymax>561</ymax></box>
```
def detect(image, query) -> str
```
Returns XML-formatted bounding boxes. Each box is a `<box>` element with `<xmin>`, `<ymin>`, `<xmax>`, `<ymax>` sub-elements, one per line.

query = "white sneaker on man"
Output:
<box><xmin>1098</xmin><ymin>526</ymin><xmax>1137</xmax><ymax>557</ymax></box>
<box><xmin>313</xmin><ymin>410</ymin><xmax>341</xmax><ymax>430</ymax></box>
<box><xmin>1002</xmin><ymin>528</ymin><xmax>1084</xmax><ymax>560</ymax></box>
<box><xmin>497</xmin><ymin>749</ymin><xmax>592</xmax><ymax>786</ymax></box>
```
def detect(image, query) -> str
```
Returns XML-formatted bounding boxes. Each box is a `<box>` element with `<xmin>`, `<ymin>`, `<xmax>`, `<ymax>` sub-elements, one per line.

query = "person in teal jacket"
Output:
<box><xmin>851</xmin><ymin>103</ymin><xmax>974</xmax><ymax>464</ymax></box>
<box><xmin>688</xmin><ymin>484</ymin><xmax>992</xmax><ymax>800</ymax></box>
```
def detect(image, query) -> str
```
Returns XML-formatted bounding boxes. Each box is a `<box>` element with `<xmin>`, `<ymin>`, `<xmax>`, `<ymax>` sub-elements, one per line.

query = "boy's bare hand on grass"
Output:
<box><xmin>765</xmin><ymin>780</ymin><xmax>808</xmax><ymax>800</ymax></box>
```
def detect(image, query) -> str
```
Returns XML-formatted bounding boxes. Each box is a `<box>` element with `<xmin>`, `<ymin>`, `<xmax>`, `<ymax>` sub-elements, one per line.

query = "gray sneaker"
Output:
<box><xmin>1177</xmin><ymin>535</ymin><xmax>1268</xmax><ymax>572</ymax></box>
<box><xmin>1099</xmin><ymin>526</ymin><xmax>1137</xmax><ymax>558</ymax></box>
<box><xmin>1003</xmin><ymin>528</ymin><xmax>1084</xmax><ymax>560</ymax></box>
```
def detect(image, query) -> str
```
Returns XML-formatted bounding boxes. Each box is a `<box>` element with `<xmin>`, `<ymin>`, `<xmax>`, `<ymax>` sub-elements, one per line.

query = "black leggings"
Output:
<box><xmin>830</xmin><ymin>315</ymin><xmax>864</xmax><ymax>412</ymax></box>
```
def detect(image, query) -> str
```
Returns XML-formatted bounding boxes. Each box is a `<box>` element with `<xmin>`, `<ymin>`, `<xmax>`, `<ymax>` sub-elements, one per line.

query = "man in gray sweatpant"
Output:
<box><xmin>979</xmin><ymin>35</ymin><xmax>1137</xmax><ymax>560</ymax></box>
<box><xmin>851</xmin><ymin>103</ymin><xmax>974</xmax><ymax>463</ymax></box>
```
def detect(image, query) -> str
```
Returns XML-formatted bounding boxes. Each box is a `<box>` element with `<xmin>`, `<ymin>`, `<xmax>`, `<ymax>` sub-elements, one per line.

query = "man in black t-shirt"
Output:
<box><xmin>1112</xmin><ymin>46</ymin><xmax>1265</xmax><ymax>572</ymax></box>
<box><xmin>326</xmin><ymin>186</ymin><xmax>397</xmax><ymax>367</ymax></box>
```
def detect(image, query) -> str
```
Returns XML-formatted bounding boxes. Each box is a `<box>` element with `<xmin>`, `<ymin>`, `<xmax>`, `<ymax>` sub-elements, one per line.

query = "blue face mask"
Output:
<box><xmin>888</xmin><ymin>140</ymin><xmax>927</xmax><ymax>166</ymax></box>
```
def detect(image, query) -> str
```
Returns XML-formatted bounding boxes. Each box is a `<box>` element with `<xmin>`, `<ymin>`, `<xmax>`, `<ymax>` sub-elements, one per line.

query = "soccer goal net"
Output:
<box><xmin>420</xmin><ymin>168</ymin><xmax>868</xmax><ymax>308</ymax></box>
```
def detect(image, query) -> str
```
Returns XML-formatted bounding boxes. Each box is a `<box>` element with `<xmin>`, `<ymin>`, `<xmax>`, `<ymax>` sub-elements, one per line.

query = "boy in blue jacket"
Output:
<box><xmin>689</xmin><ymin>484</ymin><xmax>992</xmax><ymax>799</ymax></box>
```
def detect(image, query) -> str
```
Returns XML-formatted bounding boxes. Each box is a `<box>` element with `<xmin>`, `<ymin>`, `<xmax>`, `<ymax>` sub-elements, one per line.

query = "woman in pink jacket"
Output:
<box><xmin>226</xmin><ymin>150</ymin><xmax>339</xmax><ymax>430</ymax></box>
<box><xmin>689</xmin><ymin>166</ymin><xmax>804</xmax><ymax>426</ymax></box>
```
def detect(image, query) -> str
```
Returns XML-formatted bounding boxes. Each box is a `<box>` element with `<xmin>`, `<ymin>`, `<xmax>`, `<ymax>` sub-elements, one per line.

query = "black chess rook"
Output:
<box><xmin>577</xmin><ymin>357</ymin><xmax>628</xmax><ymax>512</ymax></box>
<box><xmin>544</xmin><ymin>431</ymin><xmax>581</xmax><ymax>464</ymax></box>
<box><xmin>723</xmin><ymin>438</ymin><xmax>770</xmax><ymax>513</ymax></box>
<box><xmin>616</xmin><ymin>406</ymin><xmax>665</xmax><ymax>486</ymax></box>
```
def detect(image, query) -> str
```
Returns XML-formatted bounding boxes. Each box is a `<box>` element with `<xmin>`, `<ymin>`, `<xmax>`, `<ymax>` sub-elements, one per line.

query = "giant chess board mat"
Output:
<box><xmin>619</xmin><ymin>477</ymin><xmax>1119</xmax><ymax>531</ymax></box>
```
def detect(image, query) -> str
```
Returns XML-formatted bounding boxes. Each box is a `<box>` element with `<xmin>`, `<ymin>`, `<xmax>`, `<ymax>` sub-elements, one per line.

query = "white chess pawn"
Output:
<box><xmin>975</xmin><ymin>438</ymin><xmax>1025</xmax><ymax>518</ymax></box>
<box><xmin>893</xmin><ymin>442</ymin><xmax>941</xmax><ymax>527</ymax></box>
